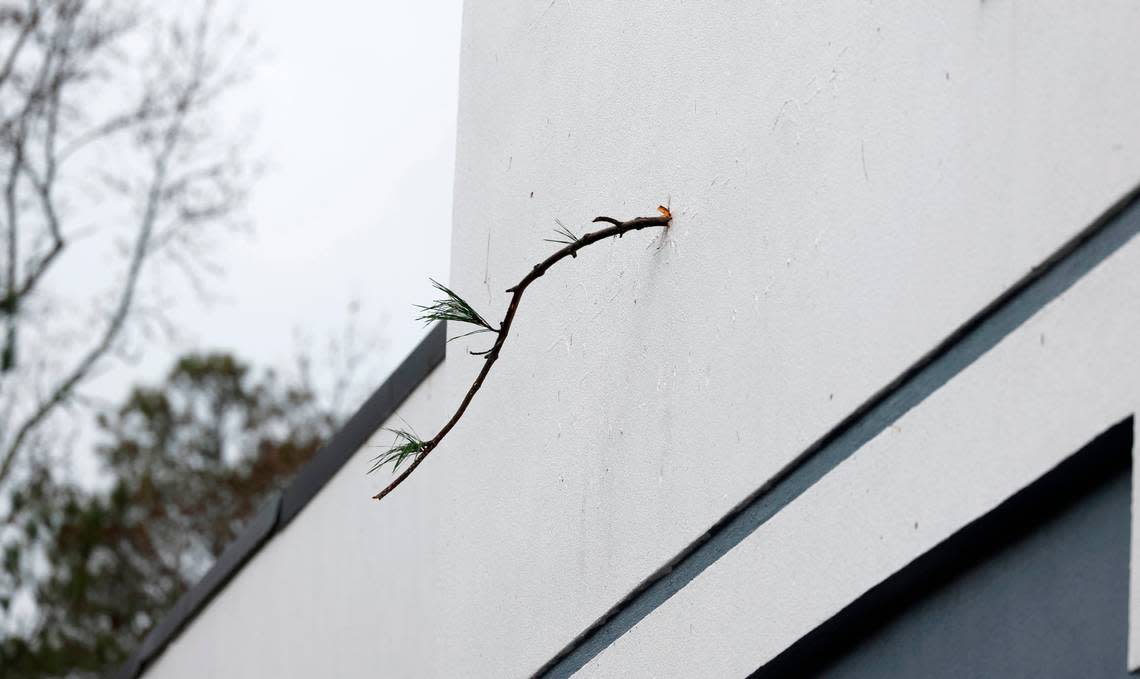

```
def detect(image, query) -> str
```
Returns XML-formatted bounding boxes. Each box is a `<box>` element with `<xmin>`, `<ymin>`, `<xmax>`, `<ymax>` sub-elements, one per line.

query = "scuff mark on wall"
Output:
<box><xmin>484</xmin><ymin>231</ymin><xmax>493</xmax><ymax>303</ymax></box>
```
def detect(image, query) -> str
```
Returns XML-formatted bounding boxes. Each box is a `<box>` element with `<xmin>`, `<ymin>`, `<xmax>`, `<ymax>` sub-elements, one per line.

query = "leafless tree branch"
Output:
<box><xmin>0</xmin><ymin>0</ymin><xmax>255</xmax><ymax>487</ymax></box>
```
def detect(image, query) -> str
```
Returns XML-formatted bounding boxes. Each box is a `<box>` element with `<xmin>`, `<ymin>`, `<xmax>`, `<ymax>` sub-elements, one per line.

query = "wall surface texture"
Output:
<box><xmin>140</xmin><ymin>2</ymin><xmax>1140</xmax><ymax>677</ymax></box>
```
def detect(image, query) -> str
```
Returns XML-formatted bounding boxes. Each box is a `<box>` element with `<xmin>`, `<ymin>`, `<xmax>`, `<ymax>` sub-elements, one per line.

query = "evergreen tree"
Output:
<box><xmin>1</xmin><ymin>352</ymin><xmax>335</xmax><ymax>677</ymax></box>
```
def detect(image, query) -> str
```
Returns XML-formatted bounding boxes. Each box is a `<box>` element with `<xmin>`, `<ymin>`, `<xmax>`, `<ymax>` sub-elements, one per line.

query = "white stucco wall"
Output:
<box><xmin>581</xmin><ymin>208</ymin><xmax>1140</xmax><ymax>677</ymax></box>
<box><xmin>141</xmin><ymin>2</ymin><xmax>1140</xmax><ymax>677</ymax></box>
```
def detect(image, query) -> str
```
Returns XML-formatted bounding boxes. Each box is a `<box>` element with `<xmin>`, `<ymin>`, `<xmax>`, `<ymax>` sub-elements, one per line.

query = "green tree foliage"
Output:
<box><xmin>0</xmin><ymin>352</ymin><xmax>336</xmax><ymax>677</ymax></box>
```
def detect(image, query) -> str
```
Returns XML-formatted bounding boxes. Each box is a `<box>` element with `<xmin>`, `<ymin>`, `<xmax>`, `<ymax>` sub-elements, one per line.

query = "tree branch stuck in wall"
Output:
<box><xmin>370</xmin><ymin>207</ymin><xmax>672</xmax><ymax>502</ymax></box>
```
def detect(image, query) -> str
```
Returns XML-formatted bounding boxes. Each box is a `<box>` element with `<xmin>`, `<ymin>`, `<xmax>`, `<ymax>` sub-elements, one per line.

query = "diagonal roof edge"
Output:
<box><xmin>115</xmin><ymin>322</ymin><xmax>446</xmax><ymax>679</ymax></box>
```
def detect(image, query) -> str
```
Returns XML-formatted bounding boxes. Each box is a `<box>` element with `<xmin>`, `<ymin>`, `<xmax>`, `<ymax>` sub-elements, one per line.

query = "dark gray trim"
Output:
<box><xmin>114</xmin><ymin>323</ymin><xmax>446</xmax><ymax>679</ymax></box>
<box><xmin>752</xmin><ymin>416</ymin><xmax>1134</xmax><ymax>677</ymax></box>
<box><xmin>123</xmin><ymin>494</ymin><xmax>282</xmax><ymax>678</ymax></box>
<box><xmin>533</xmin><ymin>183</ymin><xmax>1140</xmax><ymax>678</ymax></box>
<box><xmin>280</xmin><ymin>322</ymin><xmax>448</xmax><ymax>525</ymax></box>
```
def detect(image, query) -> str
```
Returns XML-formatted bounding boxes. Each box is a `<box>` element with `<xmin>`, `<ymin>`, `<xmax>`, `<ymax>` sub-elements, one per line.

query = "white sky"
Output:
<box><xmin>138</xmin><ymin>0</ymin><xmax>460</xmax><ymax>402</ymax></box>
<box><xmin>7</xmin><ymin>0</ymin><xmax>460</xmax><ymax>627</ymax></box>
<box><xmin>212</xmin><ymin>0</ymin><xmax>459</xmax><ymax>371</ymax></box>
<box><xmin>43</xmin><ymin>0</ymin><xmax>463</xmax><ymax>486</ymax></box>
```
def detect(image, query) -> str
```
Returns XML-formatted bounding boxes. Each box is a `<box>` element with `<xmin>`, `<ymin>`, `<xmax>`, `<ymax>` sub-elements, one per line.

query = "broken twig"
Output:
<box><xmin>371</xmin><ymin>207</ymin><xmax>671</xmax><ymax>501</ymax></box>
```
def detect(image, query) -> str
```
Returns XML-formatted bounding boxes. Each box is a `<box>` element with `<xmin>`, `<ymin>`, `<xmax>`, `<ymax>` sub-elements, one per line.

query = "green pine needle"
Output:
<box><xmin>369</xmin><ymin>428</ymin><xmax>426</xmax><ymax>474</ymax></box>
<box><xmin>414</xmin><ymin>279</ymin><xmax>497</xmax><ymax>339</ymax></box>
<box><xmin>543</xmin><ymin>219</ymin><xmax>580</xmax><ymax>247</ymax></box>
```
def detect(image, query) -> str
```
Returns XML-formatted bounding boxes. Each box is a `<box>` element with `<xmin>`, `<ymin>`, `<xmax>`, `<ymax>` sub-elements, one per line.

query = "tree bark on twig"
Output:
<box><xmin>373</xmin><ymin>209</ymin><xmax>671</xmax><ymax>501</ymax></box>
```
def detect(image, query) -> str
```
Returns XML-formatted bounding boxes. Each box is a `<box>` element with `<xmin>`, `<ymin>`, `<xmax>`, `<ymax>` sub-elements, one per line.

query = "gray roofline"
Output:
<box><xmin>533</xmin><ymin>182</ymin><xmax>1140</xmax><ymax>677</ymax></box>
<box><xmin>752</xmin><ymin>415</ymin><xmax>1134</xmax><ymax>677</ymax></box>
<box><xmin>115</xmin><ymin>322</ymin><xmax>446</xmax><ymax>679</ymax></box>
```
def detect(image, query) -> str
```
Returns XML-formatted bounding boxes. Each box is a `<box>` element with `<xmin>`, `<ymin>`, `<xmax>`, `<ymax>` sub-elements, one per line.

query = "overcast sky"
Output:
<box><xmin>43</xmin><ymin>0</ymin><xmax>464</xmax><ymax>486</ymax></box>
<box><xmin>119</xmin><ymin>0</ymin><xmax>462</xmax><ymax>407</ymax></box>
<box><xmin>5</xmin><ymin>0</ymin><xmax>464</xmax><ymax>628</ymax></box>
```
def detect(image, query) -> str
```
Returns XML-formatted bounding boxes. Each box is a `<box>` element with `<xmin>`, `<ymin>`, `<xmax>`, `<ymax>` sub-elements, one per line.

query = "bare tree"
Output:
<box><xmin>0</xmin><ymin>0</ymin><xmax>255</xmax><ymax>486</ymax></box>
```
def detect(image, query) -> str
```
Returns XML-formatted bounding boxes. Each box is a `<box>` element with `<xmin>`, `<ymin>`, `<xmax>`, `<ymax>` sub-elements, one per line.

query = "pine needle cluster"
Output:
<box><xmin>414</xmin><ymin>279</ymin><xmax>498</xmax><ymax>342</ymax></box>
<box><xmin>543</xmin><ymin>219</ymin><xmax>581</xmax><ymax>251</ymax></box>
<box><xmin>369</xmin><ymin>428</ymin><xmax>426</xmax><ymax>474</ymax></box>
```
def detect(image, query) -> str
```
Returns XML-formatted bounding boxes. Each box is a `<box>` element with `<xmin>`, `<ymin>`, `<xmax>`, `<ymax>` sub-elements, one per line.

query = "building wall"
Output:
<box><xmin>580</xmin><ymin>207</ymin><xmax>1140</xmax><ymax>676</ymax></box>
<box><xmin>141</xmin><ymin>2</ymin><xmax>1140</xmax><ymax>677</ymax></box>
